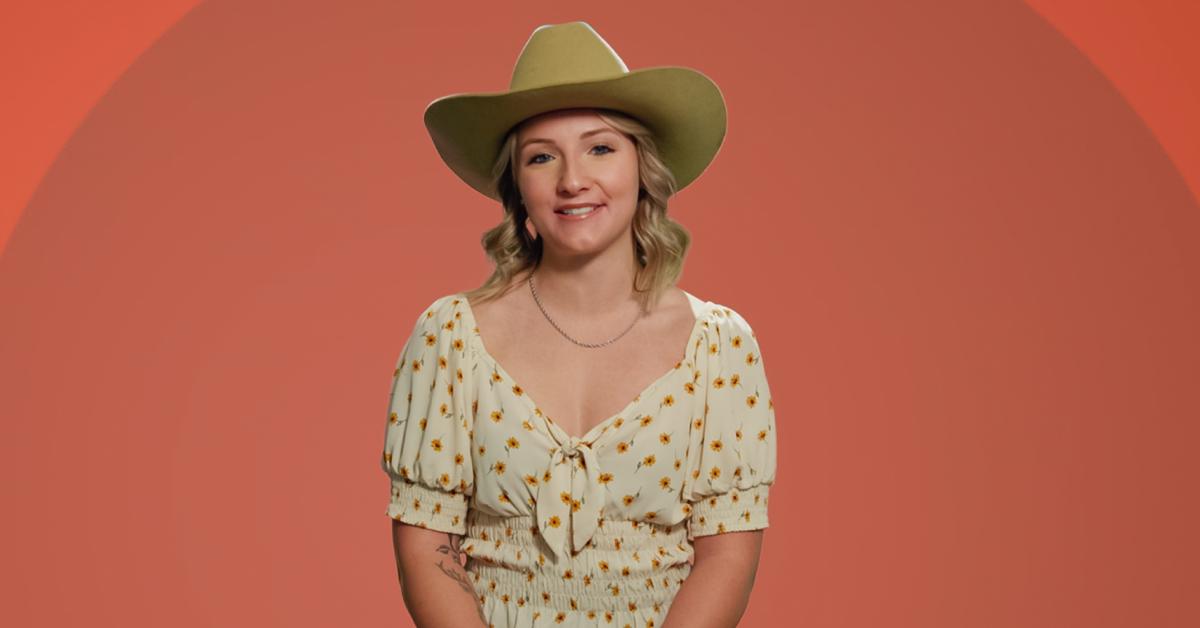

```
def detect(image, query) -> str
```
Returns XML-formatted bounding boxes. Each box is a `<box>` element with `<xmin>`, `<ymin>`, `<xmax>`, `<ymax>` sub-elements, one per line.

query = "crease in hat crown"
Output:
<box><xmin>509</xmin><ymin>22</ymin><xmax>630</xmax><ymax>91</ymax></box>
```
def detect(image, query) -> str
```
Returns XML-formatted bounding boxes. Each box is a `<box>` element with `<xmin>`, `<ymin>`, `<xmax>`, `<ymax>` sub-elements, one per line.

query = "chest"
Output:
<box><xmin>473</xmin><ymin>302</ymin><xmax>699</xmax><ymax>440</ymax></box>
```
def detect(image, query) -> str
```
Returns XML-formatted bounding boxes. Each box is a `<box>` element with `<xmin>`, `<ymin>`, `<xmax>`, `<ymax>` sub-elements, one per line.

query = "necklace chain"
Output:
<box><xmin>528</xmin><ymin>272</ymin><xmax>641</xmax><ymax>349</ymax></box>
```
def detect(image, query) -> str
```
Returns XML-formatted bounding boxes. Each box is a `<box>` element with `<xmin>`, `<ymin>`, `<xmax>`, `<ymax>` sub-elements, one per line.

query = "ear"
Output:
<box><xmin>525</xmin><ymin>217</ymin><xmax>538</xmax><ymax>240</ymax></box>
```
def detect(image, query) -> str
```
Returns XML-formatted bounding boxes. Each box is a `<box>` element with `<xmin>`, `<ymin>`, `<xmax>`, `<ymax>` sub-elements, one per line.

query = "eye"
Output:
<box><xmin>525</xmin><ymin>144</ymin><xmax>615</xmax><ymax>165</ymax></box>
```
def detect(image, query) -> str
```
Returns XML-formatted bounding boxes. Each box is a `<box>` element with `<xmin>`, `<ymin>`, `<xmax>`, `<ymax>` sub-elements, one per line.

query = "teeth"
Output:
<box><xmin>559</xmin><ymin>205</ymin><xmax>598</xmax><ymax>216</ymax></box>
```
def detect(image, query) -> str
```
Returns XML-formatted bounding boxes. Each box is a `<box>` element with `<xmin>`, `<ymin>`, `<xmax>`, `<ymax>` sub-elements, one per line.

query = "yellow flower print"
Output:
<box><xmin>735</xmin><ymin>429</ymin><xmax>743</xmax><ymax>441</ymax></box>
<box><xmin>640</xmin><ymin>414</ymin><xmax>654</xmax><ymax>426</ymax></box>
<box><xmin>442</xmin><ymin>320</ymin><xmax>455</xmax><ymax>332</ymax></box>
<box><xmin>547</xmin><ymin>515</ymin><xmax>562</xmax><ymax>528</ymax></box>
<box><xmin>730</xmin><ymin>373</ymin><xmax>740</xmax><ymax>387</ymax></box>
<box><xmin>659</xmin><ymin>477</ymin><xmax>672</xmax><ymax>490</ymax></box>
<box><xmin>452</xmin><ymin>338</ymin><xmax>464</xmax><ymax>351</ymax></box>
<box><xmin>710</xmin><ymin>466</ymin><xmax>722</xmax><ymax>479</ymax></box>
<box><xmin>492</xmin><ymin>460</ymin><xmax>506</xmax><ymax>474</ymax></box>
<box><xmin>478</xmin><ymin>444</ymin><xmax>486</xmax><ymax>455</ymax></box>
<box><xmin>506</xmin><ymin>436</ymin><xmax>520</xmax><ymax>450</ymax></box>
<box><xmin>410</xmin><ymin>358</ymin><xmax>422</xmax><ymax>372</ymax></box>
<box><xmin>438</xmin><ymin>355</ymin><xmax>448</xmax><ymax>370</ymax></box>
<box><xmin>490</xmin><ymin>409</ymin><xmax>504</xmax><ymax>423</ymax></box>
<box><xmin>512</xmin><ymin>384</ymin><xmax>524</xmax><ymax>396</ymax></box>
<box><xmin>709</xmin><ymin>439</ymin><xmax>723</xmax><ymax>452</ymax></box>
<box><xmin>388</xmin><ymin>411</ymin><xmax>399</xmax><ymax>424</ymax></box>
<box><xmin>454</xmin><ymin>453</ymin><xmax>465</xmax><ymax>465</ymax></box>
<box><xmin>598</xmin><ymin>472</ymin><xmax>614</xmax><ymax>484</ymax></box>
<box><xmin>713</xmin><ymin>376</ymin><xmax>726</xmax><ymax>389</ymax></box>
<box><xmin>659</xmin><ymin>432</ymin><xmax>671</xmax><ymax>444</ymax></box>
<box><xmin>745</xmin><ymin>352</ymin><xmax>758</xmax><ymax>365</ymax></box>
<box><xmin>491</xmin><ymin>371</ymin><xmax>503</xmax><ymax>383</ymax></box>
<box><xmin>430</xmin><ymin>438</ymin><xmax>443</xmax><ymax>452</ymax></box>
<box><xmin>622</xmin><ymin>494</ymin><xmax>635</xmax><ymax>506</ymax></box>
<box><xmin>522</xmin><ymin>420</ymin><xmax>534</xmax><ymax>431</ymax></box>
<box><xmin>613</xmin><ymin>417</ymin><xmax>625</xmax><ymax>429</ymax></box>
<box><xmin>708</xmin><ymin>342</ymin><xmax>719</xmax><ymax>354</ymax></box>
<box><xmin>616</xmin><ymin>441</ymin><xmax>630</xmax><ymax>454</ymax></box>
<box><xmin>683</xmin><ymin>381</ymin><xmax>695</xmax><ymax>394</ymax></box>
<box><xmin>673</xmin><ymin>458</ymin><xmax>682</xmax><ymax>470</ymax></box>
<box><xmin>731</xmin><ymin>335</ymin><xmax>742</xmax><ymax>349</ymax></box>
<box><xmin>555</xmin><ymin>611</ymin><xmax>566</xmax><ymax>623</ymax></box>
<box><xmin>746</xmin><ymin>393</ymin><xmax>759</xmax><ymax>408</ymax></box>
<box><xmin>438</xmin><ymin>401</ymin><xmax>449</xmax><ymax>416</ymax></box>
<box><xmin>758</xmin><ymin>429</ymin><xmax>769</xmax><ymax>441</ymax></box>
<box><xmin>560</xmin><ymin>491</ymin><xmax>573</xmax><ymax>505</ymax></box>
<box><xmin>418</xmin><ymin>417</ymin><xmax>427</xmax><ymax>431</ymax></box>
<box><xmin>661</xmin><ymin>394</ymin><xmax>675</xmax><ymax>407</ymax></box>
<box><xmin>423</xmin><ymin>333</ymin><xmax>435</xmax><ymax>347</ymax></box>
<box><xmin>640</xmin><ymin>454</ymin><xmax>656</xmax><ymax>468</ymax></box>
<box><xmin>439</xmin><ymin>473</ymin><xmax>450</xmax><ymax>487</ymax></box>
<box><xmin>524</xmin><ymin>474</ymin><xmax>539</xmax><ymax>486</ymax></box>
<box><xmin>693</xmin><ymin>418</ymin><xmax>703</xmax><ymax>430</ymax></box>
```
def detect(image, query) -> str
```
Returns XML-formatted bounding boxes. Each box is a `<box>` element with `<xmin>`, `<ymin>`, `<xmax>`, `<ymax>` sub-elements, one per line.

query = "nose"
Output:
<box><xmin>556</xmin><ymin>152</ymin><xmax>590</xmax><ymax>196</ymax></box>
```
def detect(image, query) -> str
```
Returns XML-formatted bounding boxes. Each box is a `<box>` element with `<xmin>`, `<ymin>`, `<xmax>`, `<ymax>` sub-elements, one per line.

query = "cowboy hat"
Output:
<box><xmin>423</xmin><ymin>21</ymin><xmax>728</xmax><ymax>202</ymax></box>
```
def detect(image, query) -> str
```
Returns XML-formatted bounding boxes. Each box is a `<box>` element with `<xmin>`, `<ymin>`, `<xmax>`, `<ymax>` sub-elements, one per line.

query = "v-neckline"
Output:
<box><xmin>456</xmin><ymin>289</ymin><xmax>710</xmax><ymax>444</ymax></box>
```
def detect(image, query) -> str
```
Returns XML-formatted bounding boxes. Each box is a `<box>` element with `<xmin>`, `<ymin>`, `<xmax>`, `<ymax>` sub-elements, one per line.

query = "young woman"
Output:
<box><xmin>382</xmin><ymin>21</ymin><xmax>778</xmax><ymax>628</ymax></box>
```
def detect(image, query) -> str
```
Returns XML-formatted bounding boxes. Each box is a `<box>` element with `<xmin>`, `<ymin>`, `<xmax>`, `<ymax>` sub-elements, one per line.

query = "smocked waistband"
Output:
<box><xmin>461</xmin><ymin>511</ymin><xmax>695</xmax><ymax>611</ymax></box>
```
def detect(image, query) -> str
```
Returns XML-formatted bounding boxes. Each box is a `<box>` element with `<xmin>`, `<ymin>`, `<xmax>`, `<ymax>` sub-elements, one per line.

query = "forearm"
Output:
<box><xmin>661</xmin><ymin>551</ymin><xmax>757</xmax><ymax>628</ymax></box>
<box><xmin>393</xmin><ymin>529</ymin><xmax>488</xmax><ymax>628</ymax></box>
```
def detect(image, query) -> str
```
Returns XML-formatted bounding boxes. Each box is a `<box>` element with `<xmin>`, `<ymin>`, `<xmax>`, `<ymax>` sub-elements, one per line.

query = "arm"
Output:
<box><xmin>660</xmin><ymin>530</ymin><xmax>764</xmax><ymax>628</ymax></box>
<box><xmin>391</xmin><ymin>520</ymin><xmax>488</xmax><ymax>628</ymax></box>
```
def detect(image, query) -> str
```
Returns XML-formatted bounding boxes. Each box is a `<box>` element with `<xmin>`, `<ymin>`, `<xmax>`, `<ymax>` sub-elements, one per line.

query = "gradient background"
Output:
<box><xmin>2</xmin><ymin>1</ymin><xmax>1198</xmax><ymax>626</ymax></box>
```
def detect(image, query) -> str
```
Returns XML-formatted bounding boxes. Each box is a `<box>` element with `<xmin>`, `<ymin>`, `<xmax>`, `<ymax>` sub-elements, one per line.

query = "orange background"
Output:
<box><xmin>2</xmin><ymin>1</ymin><xmax>1198</xmax><ymax>626</ymax></box>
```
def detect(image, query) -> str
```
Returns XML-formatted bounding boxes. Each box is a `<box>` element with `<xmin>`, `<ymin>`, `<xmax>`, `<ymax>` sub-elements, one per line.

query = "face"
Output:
<box><xmin>514</xmin><ymin>109</ymin><xmax>640</xmax><ymax>260</ymax></box>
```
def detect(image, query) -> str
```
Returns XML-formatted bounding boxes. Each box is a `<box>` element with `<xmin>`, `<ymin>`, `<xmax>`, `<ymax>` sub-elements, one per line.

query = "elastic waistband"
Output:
<box><xmin>462</xmin><ymin>512</ymin><xmax>694</xmax><ymax>611</ymax></box>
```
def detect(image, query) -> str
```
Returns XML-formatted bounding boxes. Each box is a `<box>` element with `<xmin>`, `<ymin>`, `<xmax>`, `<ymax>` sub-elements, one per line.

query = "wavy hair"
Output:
<box><xmin>464</xmin><ymin>108</ymin><xmax>691</xmax><ymax>314</ymax></box>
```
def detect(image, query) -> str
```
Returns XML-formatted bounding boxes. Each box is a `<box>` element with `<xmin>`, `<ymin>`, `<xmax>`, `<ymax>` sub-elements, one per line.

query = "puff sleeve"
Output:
<box><xmin>683</xmin><ymin>306</ymin><xmax>778</xmax><ymax>539</ymax></box>
<box><xmin>380</xmin><ymin>295</ymin><xmax>475</xmax><ymax>534</ymax></box>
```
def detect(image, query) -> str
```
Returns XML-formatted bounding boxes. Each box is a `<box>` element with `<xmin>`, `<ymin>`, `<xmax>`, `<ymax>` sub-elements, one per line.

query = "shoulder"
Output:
<box><xmin>410</xmin><ymin>292</ymin><xmax>469</xmax><ymax>331</ymax></box>
<box><xmin>698</xmin><ymin>297</ymin><xmax>759</xmax><ymax>343</ymax></box>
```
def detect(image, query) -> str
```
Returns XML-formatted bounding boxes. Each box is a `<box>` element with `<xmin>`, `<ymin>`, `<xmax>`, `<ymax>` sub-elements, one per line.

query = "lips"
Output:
<box><xmin>554</xmin><ymin>204</ymin><xmax>605</xmax><ymax>217</ymax></box>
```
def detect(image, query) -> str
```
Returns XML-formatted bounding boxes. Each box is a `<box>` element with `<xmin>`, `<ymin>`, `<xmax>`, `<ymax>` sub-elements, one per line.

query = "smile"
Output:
<box><xmin>554</xmin><ymin>204</ymin><xmax>605</xmax><ymax>219</ymax></box>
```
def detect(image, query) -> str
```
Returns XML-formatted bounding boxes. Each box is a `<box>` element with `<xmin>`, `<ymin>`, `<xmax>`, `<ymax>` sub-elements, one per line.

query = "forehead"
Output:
<box><xmin>515</xmin><ymin>108</ymin><xmax>619</xmax><ymax>140</ymax></box>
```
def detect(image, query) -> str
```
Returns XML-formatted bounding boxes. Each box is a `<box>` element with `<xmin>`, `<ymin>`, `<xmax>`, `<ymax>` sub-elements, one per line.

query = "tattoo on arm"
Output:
<box><xmin>434</xmin><ymin>533</ymin><xmax>487</xmax><ymax>626</ymax></box>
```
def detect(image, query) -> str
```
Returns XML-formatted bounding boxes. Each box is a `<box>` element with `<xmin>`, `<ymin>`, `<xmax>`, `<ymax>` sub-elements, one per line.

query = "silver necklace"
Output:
<box><xmin>528</xmin><ymin>272</ymin><xmax>641</xmax><ymax>349</ymax></box>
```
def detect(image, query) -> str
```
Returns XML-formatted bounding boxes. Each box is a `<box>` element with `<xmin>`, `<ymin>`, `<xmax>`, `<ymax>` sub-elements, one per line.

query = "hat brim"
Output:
<box><xmin>423</xmin><ymin>66</ymin><xmax>727</xmax><ymax>202</ymax></box>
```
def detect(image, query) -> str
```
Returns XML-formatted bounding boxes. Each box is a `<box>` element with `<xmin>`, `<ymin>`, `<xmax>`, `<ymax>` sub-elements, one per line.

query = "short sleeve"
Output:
<box><xmin>380</xmin><ymin>295</ymin><xmax>475</xmax><ymax>534</ymax></box>
<box><xmin>683</xmin><ymin>306</ymin><xmax>778</xmax><ymax>539</ymax></box>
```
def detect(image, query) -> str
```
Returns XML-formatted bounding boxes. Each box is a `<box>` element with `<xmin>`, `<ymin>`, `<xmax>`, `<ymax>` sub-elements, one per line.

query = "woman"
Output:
<box><xmin>382</xmin><ymin>21</ymin><xmax>778</xmax><ymax>628</ymax></box>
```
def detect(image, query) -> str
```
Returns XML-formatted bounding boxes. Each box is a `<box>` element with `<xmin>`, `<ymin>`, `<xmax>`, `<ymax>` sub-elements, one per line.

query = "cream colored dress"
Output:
<box><xmin>381</xmin><ymin>291</ymin><xmax>777</xmax><ymax>627</ymax></box>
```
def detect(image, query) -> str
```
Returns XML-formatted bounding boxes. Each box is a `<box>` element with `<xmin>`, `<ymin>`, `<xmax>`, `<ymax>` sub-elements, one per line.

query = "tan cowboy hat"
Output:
<box><xmin>423</xmin><ymin>21</ymin><xmax>728</xmax><ymax>202</ymax></box>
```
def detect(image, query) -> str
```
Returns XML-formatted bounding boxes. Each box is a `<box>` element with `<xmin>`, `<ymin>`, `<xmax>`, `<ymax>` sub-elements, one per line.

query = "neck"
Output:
<box><xmin>527</xmin><ymin>239</ymin><xmax>642</xmax><ymax>317</ymax></box>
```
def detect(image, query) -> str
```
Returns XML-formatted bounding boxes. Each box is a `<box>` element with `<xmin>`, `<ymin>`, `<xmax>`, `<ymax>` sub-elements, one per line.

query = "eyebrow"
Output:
<box><xmin>519</xmin><ymin>127</ymin><xmax>618</xmax><ymax>151</ymax></box>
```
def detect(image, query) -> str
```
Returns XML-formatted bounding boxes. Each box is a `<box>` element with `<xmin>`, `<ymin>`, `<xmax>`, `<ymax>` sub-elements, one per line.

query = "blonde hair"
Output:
<box><xmin>464</xmin><ymin>108</ymin><xmax>691</xmax><ymax>313</ymax></box>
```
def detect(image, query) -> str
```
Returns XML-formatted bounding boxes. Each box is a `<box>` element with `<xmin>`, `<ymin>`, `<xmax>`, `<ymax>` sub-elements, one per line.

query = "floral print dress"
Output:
<box><xmin>381</xmin><ymin>291</ymin><xmax>777</xmax><ymax>627</ymax></box>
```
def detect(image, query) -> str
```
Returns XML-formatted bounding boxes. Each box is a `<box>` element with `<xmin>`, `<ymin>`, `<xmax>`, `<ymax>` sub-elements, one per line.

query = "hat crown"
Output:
<box><xmin>510</xmin><ymin>22</ymin><xmax>629</xmax><ymax>91</ymax></box>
